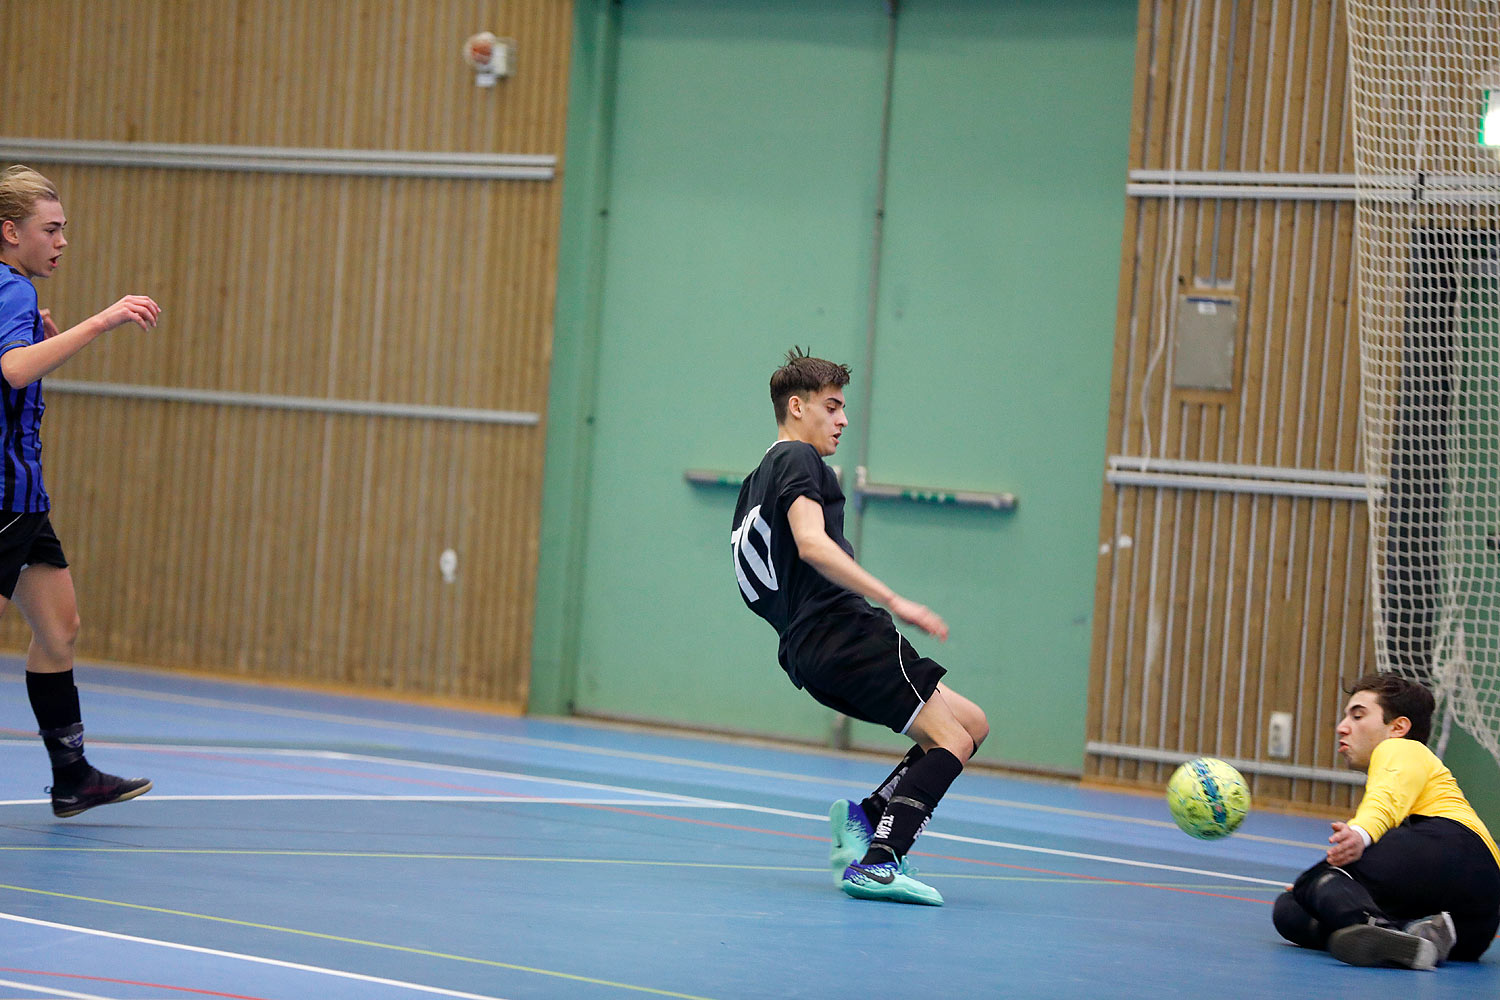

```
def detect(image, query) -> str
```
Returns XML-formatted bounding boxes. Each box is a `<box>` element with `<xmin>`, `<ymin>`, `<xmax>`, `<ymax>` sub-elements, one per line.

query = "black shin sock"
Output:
<box><xmin>859</xmin><ymin>745</ymin><xmax>925</xmax><ymax>827</ymax></box>
<box><xmin>26</xmin><ymin>670</ymin><xmax>91</xmax><ymax>785</ymax></box>
<box><xmin>861</xmin><ymin>747</ymin><xmax>964</xmax><ymax>863</ymax></box>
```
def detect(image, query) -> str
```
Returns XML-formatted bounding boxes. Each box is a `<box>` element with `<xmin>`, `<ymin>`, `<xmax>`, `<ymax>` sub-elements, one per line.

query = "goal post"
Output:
<box><xmin>1345</xmin><ymin>0</ymin><xmax>1500</xmax><ymax>765</ymax></box>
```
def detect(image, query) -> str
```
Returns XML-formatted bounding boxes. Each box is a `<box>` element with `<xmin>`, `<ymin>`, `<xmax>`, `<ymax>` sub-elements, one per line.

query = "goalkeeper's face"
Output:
<box><xmin>1336</xmin><ymin>690</ymin><xmax>1408</xmax><ymax>771</ymax></box>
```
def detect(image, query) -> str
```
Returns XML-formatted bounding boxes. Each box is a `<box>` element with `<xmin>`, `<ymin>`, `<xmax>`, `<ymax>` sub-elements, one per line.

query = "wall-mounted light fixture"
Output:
<box><xmin>463</xmin><ymin>31</ymin><xmax>515</xmax><ymax>87</ymax></box>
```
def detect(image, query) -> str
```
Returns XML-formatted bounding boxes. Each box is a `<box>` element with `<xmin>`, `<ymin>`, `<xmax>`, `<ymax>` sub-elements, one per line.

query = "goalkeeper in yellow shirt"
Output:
<box><xmin>1272</xmin><ymin>674</ymin><xmax>1500</xmax><ymax>969</ymax></box>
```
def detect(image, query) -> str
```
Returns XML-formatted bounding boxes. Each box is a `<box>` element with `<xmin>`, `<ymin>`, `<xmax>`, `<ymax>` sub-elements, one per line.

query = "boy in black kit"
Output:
<box><xmin>732</xmin><ymin>348</ymin><xmax>988</xmax><ymax>905</ymax></box>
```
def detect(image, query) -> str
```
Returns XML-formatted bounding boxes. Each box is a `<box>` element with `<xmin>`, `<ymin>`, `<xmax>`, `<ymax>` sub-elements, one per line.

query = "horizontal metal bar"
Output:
<box><xmin>45</xmin><ymin>380</ymin><xmax>539</xmax><ymax>425</ymax></box>
<box><xmin>856</xmin><ymin>466</ymin><xmax>1016</xmax><ymax>511</ymax></box>
<box><xmin>1129</xmin><ymin>169</ymin><xmax>1362</xmax><ymax>185</ymax></box>
<box><xmin>1106</xmin><ymin>469</ymin><xmax>1371</xmax><ymax>501</ymax></box>
<box><xmin>1128</xmin><ymin>182</ymin><xmax>1359</xmax><ymax>201</ymax></box>
<box><xmin>0</xmin><ymin>137</ymin><xmax>556</xmax><ymax>181</ymax></box>
<box><xmin>1403</xmin><ymin>189</ymin><xmax>1500</xmax><ymax>205</ymax></box>
<box><xmin>686</xmin><ymin>465</ymin><xmax>844</xmax><ymax>488</ymax></box>
<box><xmin>684</xmin><ymin>469</ymin><xmax>746</xmax><ymax>488</ymax></box>
<box><xmin>1369</xmin><ymin>171</ymin><xmax>1500</xmax><ymax>192</ymax></box>
<box><xmin>1087</xmin><ymin>740</ymin><xmax>1366</xmax><ymax>786</ymax></box>
<box><xmin>1128</xmin><ymin>168</ymin><xmax>1500</xmax><ymax>203</ymax></box>
<box><xmin>1108</xmin><ymin>455</ymin><xmax>1369</xmax><ymax>487</ymax></box>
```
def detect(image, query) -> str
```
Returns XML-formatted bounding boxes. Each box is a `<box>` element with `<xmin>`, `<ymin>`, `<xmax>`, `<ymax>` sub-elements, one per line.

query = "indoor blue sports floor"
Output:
<box><xmin>1</xmin><ymin>657</ymin><xmax>1496</xmax><ymax>1000</ymax></box>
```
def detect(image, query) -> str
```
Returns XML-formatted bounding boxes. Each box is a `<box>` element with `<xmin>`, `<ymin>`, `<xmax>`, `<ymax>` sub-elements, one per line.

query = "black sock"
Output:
<box><xmin>26</xmin><ymin>670</ymin><xmax>91</xmax><ymax>785</ymax></box>
<box><xmin>859</xmin><ymin>745</ymin><xmax>925</xmax><ymax>827</ymax></box>
<box><xmin>860</xmin><ymin>746</ymin><xmax>964</xmax><ymax>863</ymax></box>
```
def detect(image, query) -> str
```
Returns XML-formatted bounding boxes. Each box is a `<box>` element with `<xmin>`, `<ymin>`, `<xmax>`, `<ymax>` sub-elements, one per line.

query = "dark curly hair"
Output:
<box><xmin>1346</xmin><ymin>673</ymin><xmax>1435</xmax><ymax>744</ymax></box>
<box><xmin>769</xmin><ymin>347</ymin><xmax>851</xmax><ymax>424</ymax></box>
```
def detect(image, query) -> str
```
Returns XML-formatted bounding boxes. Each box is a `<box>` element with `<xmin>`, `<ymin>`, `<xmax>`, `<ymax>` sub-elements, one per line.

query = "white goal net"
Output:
<box><xmin>1346</xmin><ymin>0</ymin><xmax>1500</xmax><ymax>764</ymax></box>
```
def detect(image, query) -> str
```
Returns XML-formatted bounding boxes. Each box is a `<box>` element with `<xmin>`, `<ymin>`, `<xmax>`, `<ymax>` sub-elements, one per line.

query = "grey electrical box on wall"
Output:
<box><xmin>1174</xmin><ymin>294</ymin><xmax>1238</xmax><ymax>391</ymax></box>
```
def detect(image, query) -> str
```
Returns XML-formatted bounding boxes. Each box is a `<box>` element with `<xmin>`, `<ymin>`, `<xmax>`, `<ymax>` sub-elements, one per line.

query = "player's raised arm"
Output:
<box><xmin>786</xmin><ymin>495</ymin><xmax>948</xmax><ymax>641</ymax></box>
<box><xmin>0</xmin><ymin>294</ymin><xmax>160</xmax><ymax>390</ymax></box>
<box><xmin>0</xmin><ymin>163</ymin><xmax>153</xmax><ymax>818</ymax></box>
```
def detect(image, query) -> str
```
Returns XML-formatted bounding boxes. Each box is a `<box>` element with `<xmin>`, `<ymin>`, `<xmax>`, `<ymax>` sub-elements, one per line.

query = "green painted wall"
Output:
<box><xmin>531</xmin><ymin>0</ymin><xmax>620</xmax><ymax>719</ymax></box>
<box><xmin>536</xmin><ymin>0</ymin><xmax>1137</xmax><ymax>774</ymax></box>
<box><xmin>845</xmin><ymin>0</ymin><xmax>1137</xmax><ymax>763</ymax></box>
<box><xmin>535</xmin><ymin>0</ymin><xmax>1500</xmax><ymax>827</ymax></box>
<box><xmin>1444</xmin><ymin>725</ymin><xmax>1500</xmax><ymax>833</ymax></box>
<box><xmin>571</xmin><ymin>0</ymin><xmax>893</xmax><ymax>745</ymax></box>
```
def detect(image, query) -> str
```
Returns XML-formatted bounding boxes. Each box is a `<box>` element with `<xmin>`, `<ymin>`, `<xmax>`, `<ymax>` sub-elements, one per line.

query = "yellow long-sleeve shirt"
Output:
<box><xmin>1350</xmin><ymin>737</ymin><xmax>1500</xmax><ymax>867</ymax></box>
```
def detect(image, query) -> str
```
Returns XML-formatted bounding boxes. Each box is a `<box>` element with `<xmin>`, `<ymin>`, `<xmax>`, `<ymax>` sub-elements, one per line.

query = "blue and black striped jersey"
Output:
<box><xmin>0</xmin><ymin>265</ymin><xmax>50</xmax><ymax>512</ymax></box>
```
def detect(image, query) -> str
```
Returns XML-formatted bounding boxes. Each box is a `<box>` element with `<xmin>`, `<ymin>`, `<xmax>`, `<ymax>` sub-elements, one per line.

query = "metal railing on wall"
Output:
<box><xmin>1106</xmin><ymin>455</ymin><xmax>1375</xmax><ymax>502</ymax></box>
<box><xmin>0</xmin><ymin>137</ymin><xmax>556</xmax><ymax>181</ymax></box>
<box><xmin>687</xmin><ymin>465</ymin><xmax>1017</xmax><ymax>512</ymax></box>
<box><xmin>1085</xmin><ymin>741</ymin><xmax>1366</xmax><ymax>786</ymax></box>
<box><xmin>46</xmin><ymin>380</ymin><xmax>540</xmax><ymax>426</ymax></box>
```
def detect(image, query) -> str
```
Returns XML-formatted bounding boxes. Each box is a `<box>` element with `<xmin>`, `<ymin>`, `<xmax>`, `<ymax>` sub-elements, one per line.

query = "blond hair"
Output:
<box><xmin>0</xmin><ymin>165</ymin><xmax>60</xmax><ymax>230</ymax></box>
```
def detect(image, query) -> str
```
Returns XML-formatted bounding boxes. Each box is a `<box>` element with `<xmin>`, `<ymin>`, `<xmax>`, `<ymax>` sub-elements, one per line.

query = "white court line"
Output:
<box><xmin>0</xmin><ymin>974</ymin><xmax>117</xmax><ymax>1000</ymax></box>
<box><xmin>176</xmin><ymin>747</ymin><xmax>1295</xmax><ymax>887</ymax></box>
<box><xmin>0</xmin><ymin>912</ymin><xmax>515</xmax><ymax>1000</ymax></box>
<box><xmin>292</xmin><ymin>750</ymin><xmax>1294</xmax><ymax>887</ymax></box>
<box><xmin>0</xmin><ymin>796</ymin><xmax>736</xmax><ymax>807</ymax></box>
<box><xmin>0</xmin><ymin>741</ymin><xmax>1291</xmax><ymax>889</ymax></box>
<box><xmin>0</xmin><ymin>678</ymin><xmax>1331</xmax><ymax>851</ymax></box>
<box><xmin>1</xmin><ymin>680</ymin><xmax>908</xmax><ymax>788</ymax></box>
<box><xmin>0</xmin><ymin>741</ymin><xmax>719</xmax><ymax>807</ymax></box>
<box><xmin>704</xmin><ymin>800</ymin><xmax>1292</xmax><ymax>887</ymax></box>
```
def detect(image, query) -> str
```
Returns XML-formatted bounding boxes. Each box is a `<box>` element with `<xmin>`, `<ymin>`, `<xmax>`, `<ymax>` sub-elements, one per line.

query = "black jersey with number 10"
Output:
<box><xmin>731</xmin><ymin>441</ymin><xmax>861</xmax><ymax>665</ymax></box>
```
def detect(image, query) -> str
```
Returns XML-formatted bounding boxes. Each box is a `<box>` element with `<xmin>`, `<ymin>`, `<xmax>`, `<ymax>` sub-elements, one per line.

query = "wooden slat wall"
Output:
<box><xmin>0</xmin><ymin>1</ymin><xmax>576</xmax><ymax>708</ymax></box>
<box><xmin>1089</xmin><ymin>0</ymin><xmax>1371</xmax><ymax>813</ymax></box>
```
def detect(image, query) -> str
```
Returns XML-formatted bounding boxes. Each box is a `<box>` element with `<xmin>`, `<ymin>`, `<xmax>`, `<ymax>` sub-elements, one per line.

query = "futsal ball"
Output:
<box><xmin>1165</xmin><ymin>757</ymin><xmax>1250</xmax><ymax>839</ymax></box>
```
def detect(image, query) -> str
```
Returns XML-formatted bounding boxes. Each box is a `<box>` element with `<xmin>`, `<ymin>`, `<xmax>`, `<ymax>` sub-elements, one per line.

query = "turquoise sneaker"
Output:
<box><xmin>839</xmin><ymin>860</ymin><xmax>943</xmax><ymax>906</ymax></box>
<box><xmin>828</xmin><ymin>800</ymin><xmax>874</xmax><ymax>881</ymax></box>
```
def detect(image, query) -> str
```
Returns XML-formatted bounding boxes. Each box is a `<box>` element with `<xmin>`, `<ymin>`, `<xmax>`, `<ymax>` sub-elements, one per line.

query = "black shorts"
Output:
<box><xmin>785</xmin><ymin>604</ymin><xmax>947</xmax><ymax>735</ymax></box>
<box><xmin>0</xmin><ymin>512</ymin><xmax>68</xmax><ymax>600</ymax></box>
<box><xmin>1345</xmin><ymin>815</ymin><xmax>1500</xmax><ymax>961</ymax></box>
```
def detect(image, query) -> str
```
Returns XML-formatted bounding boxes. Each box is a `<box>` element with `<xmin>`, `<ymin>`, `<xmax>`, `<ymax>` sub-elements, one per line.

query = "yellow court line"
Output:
<box><xmin>941</xmin><ymin>792</ymin><xmax>1325</xmax><ymax>849</ymax></box>
<box><xmin>0</xmin><ymin>846</ymin><xmax>827</xmax><ymax>872</ymax></box>
<box><xmin>0</xmin><ymin>848</ymin><xmax>1287</xmax><ymax>894</ymax></box>
<box><xmin>1</xmin><ymin>677</ymin><xmax>1319</xmax><ymax>845</ymax></box>
<box><xmin>927</xmin><ymin>872</ymin><xmax>1283</xmax><ymax>890</ymax></box>
<box><xmin>0</xmin><ymin>883</ymin><xmax>718</xmax><ymax>1000</ymax></box>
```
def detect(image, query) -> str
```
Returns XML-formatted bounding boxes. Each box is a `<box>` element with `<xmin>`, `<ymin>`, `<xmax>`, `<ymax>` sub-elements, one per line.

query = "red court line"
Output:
<box><xmin>0</xmin><ymin>967</ymin><xmax>272</xmax><ymax>999</ymax></box>
<box><xmin>116</xmin><ymin>748</ymin><xmax>1279</xmax><ymax>904</ymax></box>
<box><xmin>588</xmin><ymin>806</ymin><xmax>1277</xmax><ymax>903</ymax></box>
<box><xmin>126</xmin><ymin>748</ymin><xmax>554</xmax><ymax>798</ymax></box>
<box><xmin>587</xmin><ymin>805</ymin><xmax>829</xmax><ymax>843</ymax></box>
<box><xmin>911</xmin><ymin>850</ymin><xmax>1278</xmax><ymax>904</ymax></box>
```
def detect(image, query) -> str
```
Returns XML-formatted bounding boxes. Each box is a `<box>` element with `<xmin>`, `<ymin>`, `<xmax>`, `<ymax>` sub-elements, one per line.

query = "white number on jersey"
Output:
<box><xmin>731</xmin><ymin>504</ymin><xmax>778</xmax><ymax>602</ymax></box>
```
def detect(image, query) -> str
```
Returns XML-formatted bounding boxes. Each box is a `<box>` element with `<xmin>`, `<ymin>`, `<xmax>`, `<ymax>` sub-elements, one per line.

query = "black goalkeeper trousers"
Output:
<box><xmin>1272</xmin><ymin>815</ymin><xmax>1500</xmax><ymax>962</ymax></box>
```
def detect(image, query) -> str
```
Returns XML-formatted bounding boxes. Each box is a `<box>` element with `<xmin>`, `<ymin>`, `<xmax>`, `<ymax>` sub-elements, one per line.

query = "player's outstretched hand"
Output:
<box><xmin>39</xmin><ymin>309</ymin><xmax>59</xmax><ymax>340</ymax></box>
<box><xmin>1326</xmin><ymin>821</ymin><xmax>1365</xmax><ymax>867</ymax></box>
<box><xmin>94</xmin><ymin>295</ymin><xmax>161</xmax><ymax>333</ymax></box>
<box><xmin>889</xmin><ymin>596</ymin><xmax>948</xmax><ymax>641</ymax></box>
